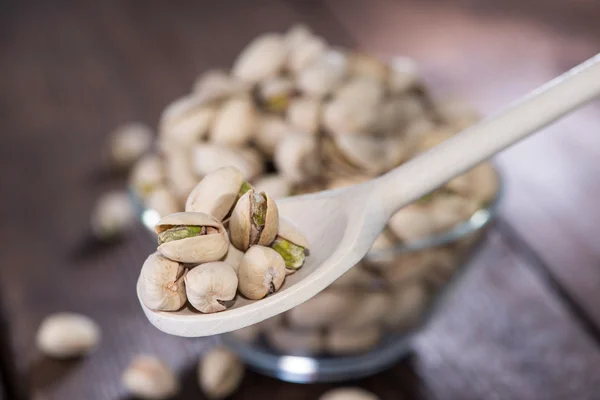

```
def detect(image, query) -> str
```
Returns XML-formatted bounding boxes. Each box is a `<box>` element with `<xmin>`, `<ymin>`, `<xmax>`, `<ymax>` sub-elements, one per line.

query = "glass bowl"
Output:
<box><xmin>132</xmin><ymin>165</ymin><xmax>503</xmax><ymax>384</ymax></box>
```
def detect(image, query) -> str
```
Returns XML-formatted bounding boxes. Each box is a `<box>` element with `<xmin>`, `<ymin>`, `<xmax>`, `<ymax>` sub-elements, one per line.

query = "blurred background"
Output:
<box><xmin>2</xmin><ymin>0</ymin><xmax>600</xmax><ymax>399</ymax></box>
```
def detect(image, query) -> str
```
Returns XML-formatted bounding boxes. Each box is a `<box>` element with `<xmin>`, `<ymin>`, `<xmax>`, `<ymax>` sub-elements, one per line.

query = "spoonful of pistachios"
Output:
<box><xmin>138</xmin><ymin>54</ymin><xmax>600</xmax><ymax>337</ymax></box>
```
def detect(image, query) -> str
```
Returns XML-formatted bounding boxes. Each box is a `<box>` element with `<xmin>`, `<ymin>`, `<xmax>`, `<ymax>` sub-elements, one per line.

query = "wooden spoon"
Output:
<box><xmin>138</xmin><ymin>54</ymin><xmax>600</xmax><ymax>337</ymax></box>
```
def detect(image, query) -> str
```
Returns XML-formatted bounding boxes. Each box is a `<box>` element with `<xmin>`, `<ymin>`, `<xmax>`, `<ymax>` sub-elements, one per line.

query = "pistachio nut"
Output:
<box><xmin>379</xmin><ymin>251</ymin><xmax>436</xmax><ymax>286</ymax></box>
<box><xmin>237</xmin><ymin>245</ymin><xmax>286</xmax><ymax>299</ymax></box>
<box><xmin>466</xmin><ymin>162</ymin><xmax>498</xmax><ymax>205</ymax></box>
<box><xmin>436</xmin><ymin>98</ymin><xmax>480</xmax><ymax>128</ymax></box>
<box><xmin>329</xmin><ymin>263</ymin><xmax>378</xmax><ymax>289</ymax></box>
<box><xmin>198</xmin><ymin>347</ymin><xmax>244</xmax><ymax>400</ymax></box>
<box><xmin>193</xmin><ymin>69</ymin><xmax>250</xmax><ymax>101</ymax></box>
<box><xmin>332</xmin><ymin>135</ymin><xmax>406</xmax><ymax>175</ymax></box>
<box><xmin>155</xmin><ymin>212</ymin><xmax>228</xmax><ymax>263</ymax></box>
<box><xmin>146</xmin><ymin>186</ymin><xmax>181</xmax><ymax>218</ymax></box>
<box><xmin>286</xmin><ymin>97</ymin><xmax>321</xmax><ymax>135</ymax></box>
<box><xmin>325</xmin><ymin>325</ymin><xmax>382</xmax><ymax>355</ymax></box>
<box><xmin>429</xmin><ymin>194</ymin><xmax>478</xmax><ymax>232</ymax></box>
<box><xmin>287</xmin><ymin>290</ymin><xmax>355</xmax><ymax>329</ymax></box>
<box><xmin>164</xmin><ymin>149</ymin><xmax>198</xmax><ymax>201</ymax></box>
<box><xmin>122</xmin><ymin>355</ymin><xmax>179</xmax><ymax>400</ymax></box>
<box><xmin>417</xmin><ymin>127</ymin><xmax>455</xmax><ymax>153</ymax></box>
<box><xmin>109</xmin><ymin>122</ymin><xmax>152</xmax><ymax>169</ymax></box>
<box><xmin>185</xmin><ymin>262</ymin><xmax>238</xmax><ymax>313</ymax></box>
<box><xmin>274</xmin><ymin>133</ymin><xmax>321</xmax><ymax>184</ymax></box>
<box><xmin>255</xmin><ymin>116</ymin><xmax>290</xmax><ymax>157</ymax></box>
<box><xmin>252</xmin><ymin>174</ymin><xmax>291</xmax><ymax>200</ymax></box>
<box><xmin>270</xmin><ymin>218</ymin><xmax>310</xmax><ymax>273</ymax></box>
<box><xmin>159</xmin><ymin>94</ymin><xmax>216</xmax><ymax>146</ymax></box>
<box><xmin>185</xmin><ymin>166</ymin><xmax>251</xmax><ymax>221</ymax></box>
<box><xmin>445</xmin><ymin>173</ymin><xmax>472</xmax><ymax>196</ymax></box>
<box><xmin>337</xmin><ymin>291</ymin><xmax>390</xmax><ymax>330</ymax></box>
<box><xmin>388</xmin><ymin>56</ymin><xmax>420</xmax><ymax>93</ymax></box>
<box><xmin>193</xmin><ymin>144</ymin><xmax>263</xmax><ymax>181</ymax></box>
<box><xmin>232</xmin><ymin>33</ymin><xmax>287</xmax><ymax>83</ymax></box>
<box><xmin>322</xmin><ymin>97</ymin><xmax>378</xmax><ymax>135</ymax></box>
<box><xmin>229</xmin><ymin>190</ymin><xmax>279</xmax><ymax>251</ymax></box>
<box><xmin>258</xmin><ymin>76</ymin><xmax>295</xmax><ymax>113</ymax></box>
<box><xmin>297</xmin><ymin>50</ymin><xmax>347</xmax><ymax>98</ymax></box>
<box><xmin>265</xmin><ymin>326</ymin><xmax>324</xmax><ymax>356</ymax></box>
<box><xmin>210</xmin><ymin>96</ymin><xmax>257</xmax><ymax>146</ymax></box>
<box><xmin>130</xmin><ymin>154</ymin><xmax>165</xmax><ymax>199</ymax></box>
<box><xmin>335</xmin><ymin>77</ymin><xmax>384</xmax><ymax>107</ymax></box>
<box><xmin>91</xmin><ymin>191</ymin><xmax>135</xmax><ymax>240</ymax></box>
<box><xmin>319</xmin><ymin>387</ymin><xmax>380</xmax><ymax>400</ymax></box>
<box><xmin>221</xmin><ymin>243</ymin><xmax>245</xmax><ymax>273</ymax></box>
<box><xmin>376</xmin><ymin>95</ymin><xmax>426</xmax><ymax>135</ymax></box>
<box><xmin>388</xmin><ymin>204</ymin><xmax>436</xmax><ymax>243</ymax></box>
<box><xmin>284</xmin><ymin>24</ymin><xmax>313</xmax><ymax>53</ymax></box>
<box><xmin>287</xmin><ymin>35</ymin><xmax>327</xmax><ymax>74</ymax></box>
<box><xmin>347</xmin><ymin>52</ymin><xmax>389</xmax><ymax>82</ymax></box>
<box><xmin>139</xmin><ymin>252</ymin><xmax>187</xmax><ymax>311</ymax></box>
<box><xmin>36</xmin><ymin>313</ymin><xmax>100</xmax><ymax>359</ymax></box>
<box><xmin>364</xmin><ymin>230</ymin><xmax>399</xmax><ymax>270</ymax></box>
<box><xmin>383</xmin><ymin>282</ymin><xmax>428</xmax><ymax>330</ymax></box>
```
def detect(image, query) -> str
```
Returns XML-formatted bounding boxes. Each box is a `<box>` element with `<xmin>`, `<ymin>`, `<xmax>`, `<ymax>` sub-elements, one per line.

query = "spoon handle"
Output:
<box><xmin>376</xmin><ymin>53</ymin><xmax>600</xmax><ymax>216</ymax></box>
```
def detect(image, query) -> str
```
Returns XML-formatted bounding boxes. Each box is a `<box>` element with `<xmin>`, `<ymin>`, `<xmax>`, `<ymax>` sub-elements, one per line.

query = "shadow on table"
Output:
<box><xmin>29</xmin><ymin>356</ymin><xmax>83</xmax><ymax>393</ymax></box>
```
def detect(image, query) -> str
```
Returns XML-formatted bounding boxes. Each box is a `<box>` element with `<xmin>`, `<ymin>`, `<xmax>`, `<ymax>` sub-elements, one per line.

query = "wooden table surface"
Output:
<box><xmin>2</xmin><ymin>0</ymin><xmax>600</xmax><ymax>399</ymax></box>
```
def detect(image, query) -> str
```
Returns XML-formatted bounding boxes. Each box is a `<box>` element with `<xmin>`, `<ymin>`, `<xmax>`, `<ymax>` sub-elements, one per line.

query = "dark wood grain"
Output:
<box><xmin>2</xmin><ymin>0</ymin><xmax>600</xmax><ymax>399</ymax></box>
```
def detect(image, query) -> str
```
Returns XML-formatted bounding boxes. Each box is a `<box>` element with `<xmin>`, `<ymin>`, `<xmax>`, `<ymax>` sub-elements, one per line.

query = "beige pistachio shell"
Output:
<box><xmin>287</xmin><ymin>290</ymin><xmax>355</xmax><ymax>329</ymax></box>
<box><xmin>297</xmin><ymin>50</ymin><xmax>347</xmax><ymax>98</ymax></box>
<box><xmin>287</xmin><ymin>35</ymin><xmax>327</xmax><ymax>74</ymax></box>
<box><xmin>325</xmin><ymin>325</ymin><xmax>382</xmax><ymax>355</ymax></box>
<box><xmin>221</xmin><ymin>243</ymin><xmax>245</xmax><ymax>273</ymax></box>
<box><xmin>330</xmin><ymin>263</ymin><xmax>378</xmax><ymax>289</ymax></box>
<box><xmin>379</xmin><ymin>251</ymin><xmax>435</xmax><ymax>287</ymax></box>
<box><xmin>232</xmin><ymin>33</ymin><xmax>287</xmax><ymax>82</ymax></box>
<box><xmin>185</xmin><ymin>166</ymin><xmax>244</xmax><ymax>220</ymax></box>
<box><xmin>198</xmin><ymin>347</ymin><xmax>244</xmax><ymax>400</ymax></box>
<box><xmin>193</xmin><ymin>144</ymin><xmax>263</xmax><ymax>181</ymax></box>
<box><xmin>335</xmin><ymin>77</ymin><xmax>384</xmax><ymax>107</ymax></box>
<box><xmin>445</xmin><ymin>173</ymin><xmax>472</xmax><ymax>196</ymax></box>
<box><xmin>156</xmin><ymin>212</ymin><xmax>228</xmax><ymax>264</ymax></box>
<box><xmin>274</xmin><ymin>133</ymin><xmax>320</xmax><ymax>184</ymax></box>
<box><xmin>277</xmin><ymin>218</ymin><xmax>310</xmax><ymax>250</ymax></box>
<box><xmin>36</xmin><ymin>313</ymin><xmax>100</xmax><ymax>359</ymax></box>
<box><xmin>164</xmin><ymin>150</ymin><xmax>198</xmax><ymax>201</ymax></box>
<box><xmin>337</xmin><ymin>291</ymin><xmax>390</xmax><ymax>330</ymax></box>
<box><xmin>322</xmin><ymin>97</ymin><xmax>378</xmax><ymax>136</ymax></box>
<box><xmin>110</xmin><ymin>122</ymin><xmax>152</xmax><ymax>169</ymax></box>
<box><xmin>185</xmin><ymin>262</ymin><xmax>238</xmax><ymax>313</ymax></box>
<box><xmin>139</xmin><ymin>252</ymin><xmax>187</xmax><ymax>311</ymax></box>
<box><xmin>130</xmin><ymin>155</ymin><xmax>164</xmax><ymax>198</ymax></box>
<box><xmin>265</xmin><ymin>326</ymin><xmax>324</xmax><ymax>356</ymax></box>
<box><xmin>436</xmin><ymin>98</ymin><xmax>480</xmax><ymax>128</ymax></box>
<box><xmin>91</xmin><ymin>191</ymin><xmax>135</xmax><ymax>240</ymax></box>
<box><xmin>193</xmin><ymin>69</ymin><xmax>250</xmax><ymax>101</ymax></box>
<box><xmin>159</xmin><ymin>95</ymin><xmax>216</xmax><ymax>146</ymax></box>
<box><xmin>122</xmin><ymin>355</ymin><xmax>179</xmax><ymax>400</ymax></box>
<box><xmin>388</xmin><ymin>56</ymin><xmax>420</xmax><ymax>93</ymax></box>
<box><xmin>255</xmin><ymin>116</ymin><xmax>290</xmax><ymax>157</ymax></box>
<box><xmin>466</xmin><ymin>162</ymin><xmax>498</xmax><ymax>204</ymax></box>
<box><xmin>286</xmin><ymin>97</ymin><xmax>321</xmax><ymax>135</ymax></box>
<box><xmin>319</xmin><ymin>387</ymin><xmax>380</xmax><ymax>400</ymax></box>
<box><xmin>284</xmin><ymin>24</ymin><xmax>313</xmax><ymax>50</ymax></box>
<box><xmin>252</xmin><ymin>174</ymin><xmax>291</xmax><ymax>200</ymax></box>
<box><xmin>210</xmin><ymin>96</ymin><xmax>257</xmax><ymax>146</ymax></box>
<box><xmin>237</xmin><ymin>246</ymin><xmax>286</xmax><ymax>300</ymax></box>
<box><xmin>258</xmin><ymin>76</ymin><xmax>295</xmax><ymax>112</ymax></box>
<box><xmin>333</xmin><ymin>135</ymin><xmax>406</xmax><ymax>175</ymax></box>
<box><xmin>229</xmin><ymin>190</ymin><xmax>279</xmax><ymax>251</ymax></box>
<box><xmin>383</xmin><ymin>282</ymin><xmax>428</xmax><ymax>330</ymax></box>
<box><xmin>347</xmin><ymin>52</ymin><xmax>388</xmax><ymax>82</ymax></box>
<box><xmin>428</xmin><ymin>194</ymin><xmax>477</xmax><ymax>232</ymax></box>
<box><xmin>388</xmin><ymin>204</ymin><xmax>436</xmax><ymax>243</ymax></box>
<box><xmin>146</xmin><ymin>187</ymin><xmax>181</xmax><ymax>218</ymax></box>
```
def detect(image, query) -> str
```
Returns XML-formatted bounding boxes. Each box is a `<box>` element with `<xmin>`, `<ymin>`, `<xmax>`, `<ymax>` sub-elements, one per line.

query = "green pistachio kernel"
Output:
<box><xmin>271</xmin><ymin>237</ymin><xmax>306</xmax><ymax>270</ymax></box>
<box><xmin>252</xmin><ymin>193</ymin><xmax>267</xmax><ymax>228</ymax></box>
<box><xmin>158</xmin><ymin>225</ymin><xmax>206</xmax><ymax>245</ymax></box>
<box><xmin>265</xmin><ymin>95</ymin><xmax>289</xmax><ymax>113</ymax></box>
<box><xmin>238</xmin><ymin>181</ymin><xmax>253</xmax><ymax>199</ymax></box>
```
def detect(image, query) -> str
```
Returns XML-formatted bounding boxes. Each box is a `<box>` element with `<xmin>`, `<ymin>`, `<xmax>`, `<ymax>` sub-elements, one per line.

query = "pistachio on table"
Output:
<box><xmin>155</xmin><ymin>212</ymin><xmax>228</xmax><ymax>263</ymax></box>
<box><xmin>139</xmin><ymin>252</ymin><xmax>187</xmax><ymax>312</ymax></box>
<box><xmin>36</xmin><ymin>313</ymin><xmax>100</xmax><ymax>359</ymax></box>
<box><xmin>90</xmin><ymin>191</ymin><xmax>135</xmax><ymax>240</ymax></box>
<box><xmin>270</xmin><ymin>218</ymin><xmax>310</xmax><ymax>274</ymax></box>
<box><xmin>229</xmin><ymin>189</ymin><xmax>279</xmax><ymax>251</ymax></box>
<box><xmin>237</xmin><ymin>246</ymin><xmax>286</xmax><ymax>300</ymax></box>
<box><xmin>185</xmin><ymin>262</ymin><xmax>238</xmax><ymax>313</ymax></box>
<box><xmin>320</xmin><ymin>387</ymin><xmax>380</xmax><ymax>400</ymax></box>
<box><xmin>122</xmin><ymin>355</ymin><xmax>179</xmax><ymax>400</ymax></box>
<box><xmin>198</xmin><ymin>347</ymin><xmax>244</xmax><ymax>400</ymax></box>
<box><xmin>109</xmin><ymin>122</ymin><xmax>152</xmax><ymax>169</ymax></box>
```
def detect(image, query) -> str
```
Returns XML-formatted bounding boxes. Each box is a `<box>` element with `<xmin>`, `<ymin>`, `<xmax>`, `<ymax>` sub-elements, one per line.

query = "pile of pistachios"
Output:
<box><xmin>138</xmin><ymin>166</ymin><xmax>310</xmax><ymax>313</ymax></box>
<box><xmin>118</xmin><ymin>25</ymin><xmax>499</xmax><ymax>355</ymax></box>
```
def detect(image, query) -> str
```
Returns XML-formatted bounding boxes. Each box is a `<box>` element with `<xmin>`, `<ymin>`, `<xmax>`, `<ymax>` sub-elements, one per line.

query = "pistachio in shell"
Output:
<box><xmin>146</xmin><ymin>186</ymin><xmax>181</xmax><ymax>218</ymax></box>
<box><xmin>319</xmin><ymin>387</ymin><xmax>380</xmax><ymax>400</ymax></box>
<box><xmin>192</xmin><ymin>69</ymin><xmax>250</xmax><ymax>101</ymax></box>
<box><xmin>139</xmin><ymin>252</ymin><xmax>187</xmax><ymax>312</ymax></box>
<box><xmin>258</xmin><ymin>77</ymin><xmax>295</xmax><ymax>113</ymax></box>
<box><xmin>209</xmin><ymin>96</ymin><xmax>257</xmax><ymax>146</ymax></box>
<box><xmin>252</xmin><ymin>174</ymin><xmax>291</xmax><ymax>200</ymax></box>
<box><xmin>232</xmin><ymin>33</ymin><xmax>287</xmax><ymax>83</ymax></box>
<box><xmin>185</xmin><ymin>166</ymin><xmax>251</xmax><ymax>221</ymax></box>
<box><xmin>265</xmin><ymin>326</ymin><xmax>324</xmax><ymax>356</ymax></box>
<box><xmin>193</xmin><ymin>144</ymin><xmax>264</xmax><ymax>181</ymax></box>
<box><xmin>287</xmin><ymin>35</ymin><xmax>327</xmax><ymax>74</ymax></box>
<box><xmin>270</xmin><ymin>218</ymin><xmax>310</xmax><ymax>273</ymax></box>
<box><xmin>325</xmin><ymin>325</ymin><xmax>382</xmax><ymax>355</ymax></box>
<box><xmin>255</xmin><ymin>116</ymin><xmax>290</xmax><ymax>157</ymax></box>
<box><xmin>237</xmin><ymin>245</ymin><xmax>286</xmax><ymax>300</ymax></box>
<box><xmin>287</xmin><ymin>290</ymin><xmax>356</xmax><ymax>329</ymax></box>
<box><xmin>198</xmin><ymin>347</ymin><xmax>244</xmax><ymax>400</ymax></box>
<box><xmin>297</xmin><ymin>50</ymin><xmax>347</xmax><ymax>98</ymax></box>
<box><xmin>229</xmin><ymin>189</ymin><xmax>279</xmax><ymax>251</ymax></box>
<box><xmin>274</xmin><ymin>133</ymin><xmax>321</xmax><ymax>184</ymax></box>
<box><xmin>155</xmin><ymin>212</ymin><xmax>228</xmax><ymax>264</ymax></box>
<box><xmin>185</xmin><ymin>262</ymin><xmax>238</xmax><ymax>313</ymax></box>
<box><xmin>383</xmin><ymin>282</ymin><xmax>428</xmax><ymax>330</ymax></box>
<box><xmin>286</xmin><ymin>97</ymin><xmax>320</xmax><ymax>135</ymax></box>
<box><xmin>130</xmin><ymin>154</ymin><xmax>164</xmax><ymax>199</ymax></box>
<box><xmin>159</xmin><ymin>94</ymin><xmax>216</xmax><ymax>146</ymax></box>
<box><xmin>347</xmin><ymin>52</ymin><xmax>389</xmax><ymax>83</ymax></box>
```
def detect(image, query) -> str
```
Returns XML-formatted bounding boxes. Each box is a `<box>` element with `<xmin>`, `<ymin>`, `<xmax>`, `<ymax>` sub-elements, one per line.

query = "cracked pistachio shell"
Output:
<box><xmin>388</xmin><ymin>56</ymin><xmax>420</xmax><ymax>93</ymax></box>
<box><xmin>376</xmin><ymin>96</ymin><xmax>427</xmax><ymax>135</ymax></box>
<box><xmin>229</xmin><ymin>190</ymin><xmax>279</xmax><ymax>251</ymax></box>
<box><xmin>198</xmin><ymin>347</ymin><xmax>244</xmax><ymax>400</ymax></box>
<box><xmin>139</xmin><ymin>252</ymin><xmax>187</xmax><ymax>311</ymax></box>
<box><xmin>335</xmin><ymin>77</ymin><xmax>384</xmax><ymax>107</ymax></box>
<box><xmin>237</xmin><ymin>246</ymin><xmax>286</xmax><ymax>300</ymax></box>
<box><xmin>130</xmin><ymin>155</ymin><xmax>164</xmax><ymax>198</ymax></box>
<box><xmin>252</xmin><ymin>174</ymin><xmax>291</xmax><ymax>200</ymax></box>
<box><xmin>265</xmin><ymin>326</ymin><xmax>324</xmax><ymax>356</ymax></box>
<box><xmin>210</xmin><ymin>96</ymin><xmax>257</xmax><ymax>146</ymax></box>
<box><xmin>164</xmin><ymin>150</ymin><xmax>198</xmax><ymax>201</ymax></box>
<box><xmin>159</xmin><ymin>94</ymin><xmax>216</xmax><ymax>146</ymax></box>
<box><xmin>36</xmin><ymin>313</ymin><xmax>100</xmax><ymax>359</ymax></box>
<box><xmin>274</xmin><ymin>133</ymin><xmax>321</xmax><ymax>184</ymax></box>
<box><xmin>258</xmin><ymin>77</ymin><xmax>295</xmax><ymax>112</ymax></box>
<box><xmin>287</xmin><ymin>290</ymin><xmax>356</xmax><ymax>329</ymax></box>
<box><xmin>109</xmin><ymin>122</ymin><xmax>152</xmax><ymax>169</ymax></box>
<box><xmin>185</xmin><ymin>262</ymin><xmax>238</xmax><ymax>313</ymax></box>
<box><xmin>347</xmin><ymin>52</ymin><xmax>389</xmax><ymax>82</ymax></box>
<box><xmin>276</xmin><ymin>218</ymin><xmax>310</xmax><ymax>249</ymax></box>
<box><xmin>221</xmin><ymin>243</ymin><xmax>245</xmax><ymax>273</ymax></box>
<box><xmin>384</xmin><ymin>282</ymin><xmax>428</xmax><ymax>330</ymax></box>
<box><xmin>333</xmin><ymin>135</ymin><xmax>406</xmax><ymax>175</ymax></box>
<box><xmin>325</xmin><ymin>325</ymin><xmax>382</xmax><ymax>355</ymax></box>
<box><xmin>320</xmin><ymin>388</ymin><xmax>380</xmax><ymax>400</ymax></box>
<box><xmin>337</xmin><ymin>291</ymin><xmax>390</xmax><ymax>330</ymax></box>
<box><xmin>122</xmin><ymin>355</ymin><xmax>179</xmax><ymax>400</ymax></box>
<box><xmin>185</xmin><ymin>166</ymin><xmax>246</xmax><ymax>221</ymax></box>
<box><xmin>323</xmin><ymin>97</ymin><xmax>378</xmax><ymax>135</ymax></box>
<box><xmin>193</xmin><ymin>144</ymin><xmax>263</xmax><ymax>181</ymax></box>
<box><xmin>297</xmin><ymin>50</ymin><xmax>347</xmax><ymax>98</ymax></box>
<box><xmin>193</xmin><ymin>69</ymin><xmax>250</xmax><ymax>100</ymax></box>
<box><xmin>388</xmin><ymin>204</ymin><xmax>436</xmax><ymax>243</ymax></box>
<box><xmin>287</xmin><ymin>35</ymin><xmax>327</xmax><ymax>74</ymax></box>
<box><xmin>272</xmin><ymin>218</ymin><xmax>310</xmax><ymax>273</ymax></box>
<box><xmin>146</xmin><ymin>186</ymin><xmax>181</xmax><ymax>218</ymax></box>
<box><xmin>286</xmin><ymin>97</ymin><xmax>320</xmax><ymax>135</ymax></box>
<box><xmin>255</xmin><ymin>116</ymin><xmax>290</xmax><ymax>157</ymax></box>
<box><xmin>155</xmin><ymin>212</ymin><xmax>228</xmax><ymax>264</ymax></box>
<box><xmin>232</xmin><ymin>33</ymin><xmax>287</xmax><ymax>82</ymax></box>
